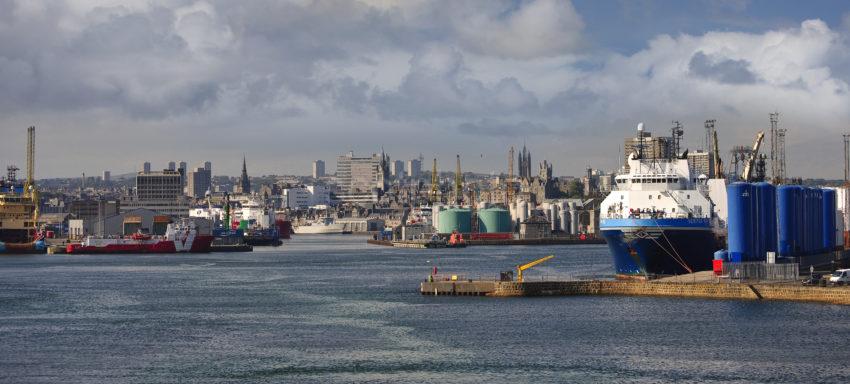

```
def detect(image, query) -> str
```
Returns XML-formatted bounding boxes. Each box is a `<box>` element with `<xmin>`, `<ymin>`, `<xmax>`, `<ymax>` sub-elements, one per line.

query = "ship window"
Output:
<box><xmin>686</xmin><ymin>194</ymin><xmax>690</xmax><ymax>199</ymax></box>
<box><xmin>658</xmin><ymin>195</ymin><xmax>662</xmax><ymax>199</ymax></box>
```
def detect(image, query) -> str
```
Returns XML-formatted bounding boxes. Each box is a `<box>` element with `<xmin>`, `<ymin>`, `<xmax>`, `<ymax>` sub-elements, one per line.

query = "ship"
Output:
<box><xmin>599</xmin><ymin>123</ymin><xmax>726</xmax><ymax>279</ymax></box>
<box><xmin>295</xmin><ymin>217</ymin><xmax>346</xmax><ymax>234</ymax></box>
<box><xmin>67</xmin><ymin>219</ymin><xmax>214</xmax><ymax>254</ymax></box>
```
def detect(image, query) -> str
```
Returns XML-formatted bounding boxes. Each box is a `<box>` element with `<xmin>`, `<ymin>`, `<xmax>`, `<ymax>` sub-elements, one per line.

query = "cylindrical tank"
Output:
<box><xmin>559</xmin><ymin>201</ymin><xmax>569</xmax><ymax>233</ymax></box>
<box><xmin>549</xmin><ymin>204</ymin><xmax>559</xmax><ymax>231</ymax></box>
<box><xmin>777</xmin><ymin>185</ymin><xmax>797</xmax><ymax>257</ymax></box>
<box><xmin>569</xmin><ymin>202</ymin><xmax>578</xmax><ymax>235</ymax></box>
<box><xmin>754</xmin><ymin>182</ymin><xmax>776</xmax><ymax>261</ymax></box>
<box><xmin>478</xmin><ymin>208</ymin><xmax>512</xmax><ymax>233</ymax></box>
<box><xmin>823</xmin><ymin>188</ymin><xmax>836</xmax><ymax>251</ymax></box>
<box><xmin>804</xmin><ymin>188</ymin><xmax>814</xmax><ymax>255</ymax></box>
<box><xmin>727</xmin><ymin>182</ymin><xmax>753</xmax><ymax>262</ymax></box>
<box><xmin>517</xmin><ymin>201</ymin><xmax>529</xmax><ymax>224</ymax></box>
<box><xmin>477</xmin><ymin>201</ymin><xmax>490</xmax><ymax>210</ymax></box>
<box><xmin>436</xmin><ymin>208</ymin><xmax>472</xmax><ymax>234</ymax></box>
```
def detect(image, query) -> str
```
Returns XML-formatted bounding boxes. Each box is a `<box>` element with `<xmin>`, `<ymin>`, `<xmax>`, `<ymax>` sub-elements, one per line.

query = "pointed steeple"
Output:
<box><xmin>240</xmin><ymin>154</ymin><xmax>251</xmax><ymax>194</ymax></box>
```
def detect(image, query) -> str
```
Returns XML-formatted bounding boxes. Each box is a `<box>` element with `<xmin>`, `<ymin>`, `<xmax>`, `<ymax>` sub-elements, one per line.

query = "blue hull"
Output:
<box><xmin>600</xmin><ymin>218</ymin><xmax>718</xmax><ymax>277</ymax></box>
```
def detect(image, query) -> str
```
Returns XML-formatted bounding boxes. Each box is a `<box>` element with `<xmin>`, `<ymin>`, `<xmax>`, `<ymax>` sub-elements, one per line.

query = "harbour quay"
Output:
<box><xmin>421</xmin><ymin>278</ymin><xmax>850</xmax><ymax>305</ymax></box>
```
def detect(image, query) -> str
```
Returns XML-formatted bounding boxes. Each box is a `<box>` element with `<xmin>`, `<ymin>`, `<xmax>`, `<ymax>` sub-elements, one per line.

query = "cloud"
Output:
<box><xmin>688</xmin><ymin>51</ymin><xmax>758</xmax><ymax>84</ymax></box>
<box><xmin>0</xmin><ymin>1</ymin><xmax>848</xmax><ymax>179</ymax></box>
<box><xmin>371</xmin><ymin>45</ymin><xmax>539</xmax><ymax>119</ymax></box>
<box><xmin>457</xmin><ymin>119</ymin><xmax>553</xmax><ymax>137</ymax></box>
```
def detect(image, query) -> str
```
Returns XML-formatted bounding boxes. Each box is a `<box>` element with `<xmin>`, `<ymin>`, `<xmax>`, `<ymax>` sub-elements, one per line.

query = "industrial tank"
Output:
<box><xmin>558</xmin><ymin>201</ymin><xmax>569</xmax><ymax>233</ymax></box>
<box><xmin>549</xmin><ymin>204</ymin><xmax>559</xmax><ymax>231</ymax></box>
<box><xmin>517</xmin><ymin>201</ymin><xmax>529</xmax><ymax>224</ymax></box>
<box><xmin>437</xmin><ymin>208</ymin><xmax>472</xmax><ymax>234</ymax></box>
<box><xmin>753</xmin><ymin>182</ymin><xmax>776</xmax><ymax>261</ymax></box>
<box><xmin>477</xmin><ymin>208</ymin><xmax>512</xmax><ymax>233</ymax></box>
<box><xmin>727</xmin><ymin>182</ymin><xmax>754</xmax><ymax>262</ymax></box>
<box><xmin>777</xmin><ymin>185</ymin><xmax>797</xmax><ymax>257</ymax></box>
<box><xmin>823</xmin><ymin>188</ymin><xmax>837</xmax><ymax>251</ymax></box>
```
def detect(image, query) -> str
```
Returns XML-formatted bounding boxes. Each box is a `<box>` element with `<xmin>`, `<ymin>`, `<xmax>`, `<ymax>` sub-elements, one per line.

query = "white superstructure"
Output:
<box><xmin>600</xmin><ymin>152</ymin><xmax>714</xmax><ymax>221</ymax></box>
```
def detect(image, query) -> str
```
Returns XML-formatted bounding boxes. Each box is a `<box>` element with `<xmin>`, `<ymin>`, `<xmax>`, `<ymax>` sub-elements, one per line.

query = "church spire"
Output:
<box><xmin>240</xmin><ymin>154</ymin><xmax>251</xmax><ymax>194</ymax></box>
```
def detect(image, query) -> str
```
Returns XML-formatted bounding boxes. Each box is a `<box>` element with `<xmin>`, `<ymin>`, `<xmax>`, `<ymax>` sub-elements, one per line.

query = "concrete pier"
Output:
<box><xmin>420</xmin><ymin>280</ymin><xmax>850</xmax><ymax>305</ymax></box>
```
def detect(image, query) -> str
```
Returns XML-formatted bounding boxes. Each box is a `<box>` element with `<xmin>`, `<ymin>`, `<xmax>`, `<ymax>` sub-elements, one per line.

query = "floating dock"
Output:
<box><xmin>420</xmin><ymin>279</ymin><xmax>850</xmax><ymax>305</ymax></box>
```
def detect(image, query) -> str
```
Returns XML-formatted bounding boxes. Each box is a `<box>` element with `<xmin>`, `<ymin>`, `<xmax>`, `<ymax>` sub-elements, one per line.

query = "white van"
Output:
<box><xmin>829</xmin><ymin>269</ymin><xmax>850</xmax><ymax>285</ymax></box>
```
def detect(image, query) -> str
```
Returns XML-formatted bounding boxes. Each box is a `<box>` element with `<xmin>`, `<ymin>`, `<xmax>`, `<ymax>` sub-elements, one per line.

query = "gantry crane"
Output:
<box><xmin>506</xmin><ymin>146</ymin><xmax>515</xmax><ymax>205</ymax></box>
<box><xmin>742</xmin><ymin>131</ymin><xmax>765</xmax><ymax>182</ymax></box>
<box><xmin>429</xmin><ymin>158</ymin><xmax>439</xmax><ymax>204</ymax></box>
<box><xmin>516</xmin><ymin>255</ymin><xmax>555</xmax><ymax>283</ymax></box>
<box><xmin>455</xmin><ymin>154</ymin><xmax>463</xmax><ymax>205</ymax></box>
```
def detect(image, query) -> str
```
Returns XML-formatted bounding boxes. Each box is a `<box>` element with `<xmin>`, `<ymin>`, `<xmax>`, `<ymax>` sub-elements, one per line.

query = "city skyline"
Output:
<box><xmin>1</xmin><ymin>1</ymin><xmax>850</xmax><ymax>178</ymax></box>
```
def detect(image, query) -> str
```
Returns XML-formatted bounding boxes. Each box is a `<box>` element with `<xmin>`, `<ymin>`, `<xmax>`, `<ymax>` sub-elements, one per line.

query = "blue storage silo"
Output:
<box><xmin>815</xmin><ymin>189</ymin><xmax>824</xmax><ymax>253</ymax></box>
<box><xmin>753</xmin><ymin>182</ymin><xmax>776</xmax><ymax>261</ymax></box>
<box><xmin>823</xmin><ymin>189</ymin><xmax>837</xmax><ymax>251</ymax></box>
<box><xmin>777</xmin><ymin>185</ymin><xmax>796</xmax><ymax>257</ymax></box>
<box><xmin>805</xmin><ymin>188</ymin><xmax>816</xmax><ymax>255</ymax></box>
<box><xmin>727</xmin><ymin>182</ymin><xmax>754</xmax><ymax>262</ymax></box>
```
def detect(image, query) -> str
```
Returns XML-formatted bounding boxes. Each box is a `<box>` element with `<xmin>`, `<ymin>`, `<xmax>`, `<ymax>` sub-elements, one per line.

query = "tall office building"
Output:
<box><xmin>102</xmin><ymin>171</ymin><xmax>111</xmax><ymax>183</ymax></box>
<box><xmin>142</xmin><ymin>162</ymin><xmax>151</xmax><ymax>173</ymax></box>
<box><xmin>390</xmin><ymin>160</ymin><xmax>404</xmax><ymax>178</ymax></box>
<box><xmin>135</xmin><ymin>170</ymin><xmax>183</xmax><ymax>200</ymax></box>
<box><xmin>406</xmin><ymin>159</ymin><xmax>421</xmax><ymax>179</ymax></box>
<box><xmin>623</xmin><ymin>130</ymin><xmax>672</xmax><ymax>171</ymax></box>
<box><xmin>168</xmin><ymin>161</ymin><xmax>176</xmax><ymax>171</ymax></box>
<box><xmin>187</xmin><ymin>165</ymin><xmax>212</xmax><ymax>198</ymax></box>
<box><xmin>336</xmin><ymin>151</ymin><xmax>388</xmax><ymax>201</ymax></box>
<box><xmin>312</xmin><ymin>160</ymin><xmax>325</xmax><ymax>178</ymax></box>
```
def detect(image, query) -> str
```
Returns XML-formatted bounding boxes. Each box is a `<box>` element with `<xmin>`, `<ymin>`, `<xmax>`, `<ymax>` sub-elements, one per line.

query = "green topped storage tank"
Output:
<box><xmin>437</xmin><ymin>208</ymin><xmax>472</xmax><ymax>234</ymax></box>
<box><xmin>477</xmin><ymin>208</ymin><xmax>512</xmax><ymax>233</ymax></box>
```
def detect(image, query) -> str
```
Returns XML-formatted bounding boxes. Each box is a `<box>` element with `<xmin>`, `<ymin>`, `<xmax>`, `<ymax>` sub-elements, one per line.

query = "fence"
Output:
<box><xmin>722</xmin><ymin>262</ymin><xmax>799</xmax><ymax>282</ymax></box>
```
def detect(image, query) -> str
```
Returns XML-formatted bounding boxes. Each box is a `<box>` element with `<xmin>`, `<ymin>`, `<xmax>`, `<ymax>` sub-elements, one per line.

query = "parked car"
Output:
<box><xmin>829</xmin><ymin>269</ymin><xmax>850</xmax><ymax>286</ymax></box>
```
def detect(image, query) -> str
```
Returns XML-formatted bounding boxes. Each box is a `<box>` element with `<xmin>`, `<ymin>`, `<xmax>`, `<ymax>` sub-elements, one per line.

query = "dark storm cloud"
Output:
<box><xmin>688</xmin><ymin>50</ymin><xmax>758</xmax><ymax>84</ymax></box>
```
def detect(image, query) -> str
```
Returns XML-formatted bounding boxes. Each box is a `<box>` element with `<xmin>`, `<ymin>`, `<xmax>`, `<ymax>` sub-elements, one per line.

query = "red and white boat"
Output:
<box><xmin>67</xmin><ymin>219</ymin><xmax>214</xmax><ymax>254</ymax></box>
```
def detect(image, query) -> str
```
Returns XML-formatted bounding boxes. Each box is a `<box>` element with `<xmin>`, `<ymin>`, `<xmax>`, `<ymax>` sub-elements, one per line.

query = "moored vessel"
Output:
<box><xmin>67</xmin><ymin>219</ymin><xmax>214</xmax><ymax>254</ymax></box>
<box><xmin>599</xmin><ymin>123</ymin><xmax>725</xmax><ymax>279</ymax></box>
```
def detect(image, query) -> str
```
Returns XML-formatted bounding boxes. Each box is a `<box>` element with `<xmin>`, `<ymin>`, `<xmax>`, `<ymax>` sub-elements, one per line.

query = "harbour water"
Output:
<box><xmin>1</xmin><ymin>236</ymin><xmax>849</xmax><ymax>383</ymax></box>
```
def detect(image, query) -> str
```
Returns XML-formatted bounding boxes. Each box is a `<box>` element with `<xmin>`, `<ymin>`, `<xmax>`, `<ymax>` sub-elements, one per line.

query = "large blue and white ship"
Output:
<box><xmin>600</xmin><ymin>124</ymin><xmax>727</xmax><ymax>279</ymax></box>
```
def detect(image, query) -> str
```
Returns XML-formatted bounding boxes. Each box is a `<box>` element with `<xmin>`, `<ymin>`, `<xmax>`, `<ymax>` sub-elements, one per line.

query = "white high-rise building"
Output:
<box><xmin>406</xmin><ymin>159</ymin><xmax>421</xmax><ymax>179</ymax></box>
<box><xmin>312</xmin><ymin>160</ymin><xmax>326</xmax><ymax>178</ymax></box>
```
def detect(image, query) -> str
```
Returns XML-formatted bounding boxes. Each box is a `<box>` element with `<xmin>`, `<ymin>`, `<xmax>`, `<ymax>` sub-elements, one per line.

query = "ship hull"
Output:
<box><xmin>66</xmin><ymin>235</ymin><xmax>214</xmax><ymax>254</ymax></box>
<box><xmin>600</xmin><ymin>218</ymin><xmax>718</xmax><ymax>278</ymax></box>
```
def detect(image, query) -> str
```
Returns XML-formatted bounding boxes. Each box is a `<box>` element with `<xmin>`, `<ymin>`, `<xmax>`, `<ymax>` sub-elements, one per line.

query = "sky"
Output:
<box><xmin>1</xmin><ymin>0</ymin><xmax>850</xmax><ymax>178</ymax></box>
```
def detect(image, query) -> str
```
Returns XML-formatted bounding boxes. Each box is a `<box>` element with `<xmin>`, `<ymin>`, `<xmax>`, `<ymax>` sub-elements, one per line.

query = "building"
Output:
<box><xmin>623</xmin><ymin>130</ymin><xmax>672</xmax><ymax>171</ymax></box>
<box><xmin>391</xmin><ymin>160</ymin><xmax>404</xmax><ymax>178</ymax></box>
<box><xmin>336</xmin><ymin>151</ymin><xmax>388</xmax><ymax>202</ymax></box>
<box><xmin>142</xmin><ymin>162</ymin><xmax>151</xmax><ymax>173</ymax></box>
<box><xmin>239</xmin><ymin>156</ymin><xmax>251</xmax><ymax>194</ymax></box>
<box><xmin>312</xmin><ymin>160</ymin><xmax>325</xmax><ymax>178</ymax></box>
<box><xmin>136</xmin><ymin>170</ymin><xmax>183</xmax><ymax>200</ymax></box>
<box><xmin>187</xmin><ymin>165</ymin><xmax>212</xmax><ymax>198</ymax></box>
<box><xmin>102</xmin><ymin>171</ymin><xmax>110</xmax><ymax>183</ymax></box>
<box><xmin>687</xmin><ymin>150</ymin><xmax>715</xmax><ymax>179</ymax></box>
<box><xmin>278</xmin><ymin>185</ymin><xmax>331</xmax><ymax>209</ymax></box>
<box><xmin>406</xmin><ymin>159</ymin><xmax>421</xmax><ymax>179</ymax></box>
<box><xmin>518</xmin><ymin>144</ymin><xmax>533</xmax><ymax>180</ymax></box>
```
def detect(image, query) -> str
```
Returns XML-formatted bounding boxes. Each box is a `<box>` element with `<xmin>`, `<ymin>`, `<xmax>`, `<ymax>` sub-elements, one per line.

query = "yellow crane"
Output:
<box><xmin>429</xmin><ymin>158</ymin><xmax>439</xmax><ymax>204</ymax></box>
<box><xmin>455</xmin><ymin>154</ymin><xmax>463</xmax><ymax>205</ymax></box>
<box><xmin>516</xmin><ymin>255</ymin><xmax>554</xmax><ymax>283</ymax></box>
<box><xmin>506</xmin><ymin>146</ymin><xmax>515</xmax><ymax>205</ymax></box>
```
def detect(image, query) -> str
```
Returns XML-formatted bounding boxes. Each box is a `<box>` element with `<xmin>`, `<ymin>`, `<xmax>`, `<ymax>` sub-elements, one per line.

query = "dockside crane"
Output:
<box><xmin>712</xmin><ymin>130</ymin><xmax>723</xmax><ymax>179</ymax></box>
<box><xmin>455</xmin><ymin>154</ymin><xmax>463</xmax><ymax>205</ymax></box>
<box><xmin>741</xmin><ymin>131</ymin><xmax>765</xmax><ymax>182</ymax></box>
<box><xmin>25</xmin><ymin>126</ymin><xmax>38</xmax><ymax>228</ymax></box>
<box><xmin>429</xmin><ymin>158</ymin><xmax>439</xmax><ymax>204</ymax></box>
<box><xmin>506</xmin><ymin>146</ymin><xmax>515</xmax><ymax>206</ymax></box>
<box><xmin>516</xmin><ymin>255</ymin><xmax>555</xmax><ymax>283</ymax></box>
